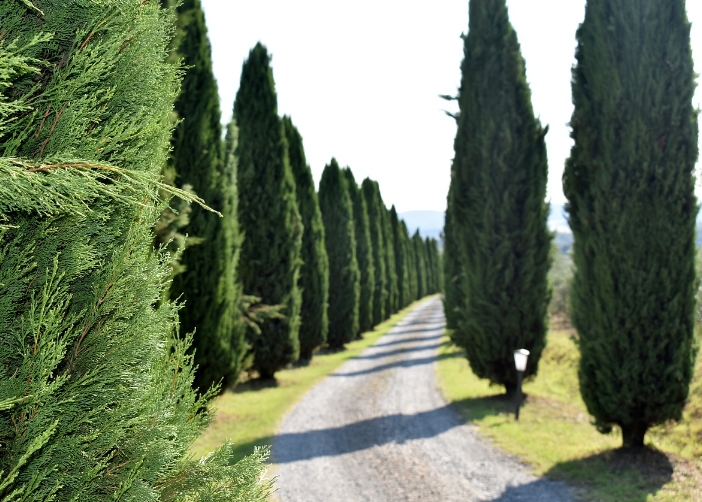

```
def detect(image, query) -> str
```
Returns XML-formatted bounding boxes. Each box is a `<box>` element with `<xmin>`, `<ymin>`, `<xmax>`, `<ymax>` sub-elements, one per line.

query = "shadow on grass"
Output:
<box><xmin>451</xmin><ymin>393</ymin><xmax>520</xmax><ymax>423</ymax></box>
<box><xmin>544</xmin><ymin>447</ymin><xmax>674</xmax><ymax>502</ymax></box>
<box><xmin>232</xmin><ymin>377</ymin><xmax>279</xmax><ymax>394</ymax></box>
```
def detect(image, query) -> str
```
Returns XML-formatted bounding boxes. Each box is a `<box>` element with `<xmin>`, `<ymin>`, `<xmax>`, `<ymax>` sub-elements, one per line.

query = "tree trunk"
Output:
<box><xmin>621</xmin><ymin>422</ymin><xmax>647</xmax><ymax>448</ymax></box>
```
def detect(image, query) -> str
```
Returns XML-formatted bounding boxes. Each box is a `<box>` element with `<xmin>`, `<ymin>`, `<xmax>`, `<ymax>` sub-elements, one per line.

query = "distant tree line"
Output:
<box><xmin>444</xmin><ymin>0</ymin><xmax>698</xmax><ymax>449</ymax></box>
<box><xmin>162</xmin><ymin>8</ymin><xmax>442</xmax><ymax>386</ymax></box>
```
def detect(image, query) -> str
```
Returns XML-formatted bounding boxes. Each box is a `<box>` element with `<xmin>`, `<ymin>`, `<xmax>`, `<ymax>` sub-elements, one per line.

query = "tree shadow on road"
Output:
<box><xmin>272</xmin><ymin>404</ymin><xmax>466</xmax><ymax>463</ymax></box>
<box><xmin>330</xmin><ymin>342</ymin><xmax>460</xmax><ymax>377</ymax></box>
<box><xmin>353</xmin><ymin>342</ymin><xmax>445</xmax><ymax>360</ymax></box>
<box><xmin>483</xmin><ymin>478</ymin><xmax>573</xmax><ymax>501</ymax></box>
<box><xmin>373</xmin><ymin>332</ymin><xmax>445</xmax><ymax>347</ymax></box>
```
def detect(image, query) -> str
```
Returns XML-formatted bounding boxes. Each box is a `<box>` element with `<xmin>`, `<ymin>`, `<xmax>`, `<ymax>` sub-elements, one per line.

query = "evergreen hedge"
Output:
<box><xmin>319</xmin><ymin>159</ymin><xmax>360</xmax><ymax>348</ymax></box>
<box><xmin>234</xmin><ymin>43</ymin><xmax>303</xmax><ymax>378</ymax></box>
<box><xmin>344</xmin><ymin>167</ymin><xmax>375</xmax><ymax>334</ymax></box>
<box><xmin>564</xmin><ymin>0</ymin><xmax>698</xmax><ymax>447</ymax></box>
<box><xmin>450</xmin><ymin>0</ymin><xmax>551</xmax><ymax>394</ymax></box>
<box><xmin>0</xmin><ymin>1</ymin><xmax>270</xmax><ymax>499</ymax></box>
<box><xmin>283</xmin><ymin>116</ymin><xmax>329</xmax><ymax>360</ymax></box>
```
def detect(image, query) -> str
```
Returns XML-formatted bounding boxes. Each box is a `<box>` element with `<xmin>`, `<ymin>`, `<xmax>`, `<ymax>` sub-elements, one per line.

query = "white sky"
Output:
<box><xmin>201</xmin><ymin>0</ymin><xmax>702</xmax><ymax>213</ymax></box>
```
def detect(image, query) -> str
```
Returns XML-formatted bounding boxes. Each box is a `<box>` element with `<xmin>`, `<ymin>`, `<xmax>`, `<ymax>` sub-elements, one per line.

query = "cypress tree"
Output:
<box><xmin>381</xmin><ymin>202</ymin><xmax>399</xmax><ymax>316</ymax></box>
<box><xmin>451</xmin><ymin>0</ymin><xmax>551</xmax><ymax>394</ymax></box>
<box><xmin>167</xmin><ymin>0</ymin><xmax>245</xmax><ymax>391</ymax></box>
<box><xmin>564</xmin><ymin>0</ymin><xmax>698</xmax><ymax>447</ymax></box>
<box><xmin>443</xmin><ymin>182</ymin><xmax>463</xmax><ymax>330</ymax></box>
<box><xmin>0</xmin><ymin>1</ymin><xmax>270</xmax><ymax>499</ymax></box>
<box><xmin>412</xmin><ymin>230</ymin><xmax>428</xmax><ymax>299</ymax></box>
<box><xmin>362</xmin><ymin>178</ymin><xmax>387</xmax><ymax>325</ymax></box>
<box><xmin>319</xmin><ymin>159</ymin><xmax>360</xmax><ymax>347</ymax></box>
<box><xmin>344</xmin><ymin>168</ymin><xmax>375</xmax><ymax>334</ymax></box>
<box><xmin>282</xmin><ymin>116</ymin><xmax>329</xmax><ymax>361</ymax></box>
<box><xmin>403</xmin><ymin>221</ymin><xmax>419</xmax><ymax>303</ymax></box>
<box><xmin>235</xmin><ymin>43</ymin><xmax>303</xmax><ymax>378</ymax></box>
<box><xmin>390</xmin><ymin>206</ymin><xmax>409</xmax><ymax>310</ymax></box>
<box><xmin>426</xmin><ymin>237</ymin><xmax>441</xmax><ymax>294</ymax></box>
<box><xmin>424</xmin><ymin>237</ymin><xmax>436</xmax><ymax>294</ymax></box>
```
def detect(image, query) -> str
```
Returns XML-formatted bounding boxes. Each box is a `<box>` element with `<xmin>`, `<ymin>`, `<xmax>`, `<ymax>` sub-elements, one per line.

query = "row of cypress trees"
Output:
<box><xmin>160</xmin><ymin>0</ymin><xmax>442</xmax><ymax>384</ymax></box>
<box><xmin>445</xmin><ymin>0</ymin><xmax>698</xmax><ymax>449</ymax></box>
<box><xmin>320</xmin><ymin>161</ymin><xmax>442</xmax><ymax>350</ymax></box>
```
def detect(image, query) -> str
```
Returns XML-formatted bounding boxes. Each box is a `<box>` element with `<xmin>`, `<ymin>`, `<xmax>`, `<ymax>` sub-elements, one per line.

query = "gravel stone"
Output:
<box><xmin>273</xmin><ymin>297</ymin><xmax>573</xmax><ymax>501</ymax></box>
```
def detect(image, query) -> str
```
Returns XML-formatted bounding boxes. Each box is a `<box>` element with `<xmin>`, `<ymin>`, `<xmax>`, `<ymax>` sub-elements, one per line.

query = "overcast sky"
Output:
<box><xmin>201</xmin><ymin>1</ymin><xmax>702</xmax><ymax>213</ymax></box>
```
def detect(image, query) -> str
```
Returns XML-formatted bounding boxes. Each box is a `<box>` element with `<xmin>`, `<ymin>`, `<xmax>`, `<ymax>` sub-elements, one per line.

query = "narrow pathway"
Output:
<box><xmin>273</xmin><ymin>297</ymin><xmax>572</xmax><ymax>501</ymax></box>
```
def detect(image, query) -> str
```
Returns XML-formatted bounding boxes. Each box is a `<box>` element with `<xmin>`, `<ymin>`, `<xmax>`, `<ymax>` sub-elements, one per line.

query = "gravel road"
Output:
<box><xmin>272</xmin><ymin>297</ymin><xmax>573</xmax><ymax>501</ymax></box>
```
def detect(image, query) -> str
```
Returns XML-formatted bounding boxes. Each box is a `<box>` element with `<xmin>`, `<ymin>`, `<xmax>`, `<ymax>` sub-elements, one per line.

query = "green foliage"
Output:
<box><xmin>402</xmin><ymin>221</ymin><xmax>419</xmax><ymax>303</ymax></box>
<box><xmin>318</xmin><ymin>159</ymin><xmax>360</xmax><ymax>348</ymax></box>
<box><xmin>344</xmin><ymin>168</ymin><xmax>375</xmax><ymax>334</ymax></box>
<box><xmin>381</xmin><ymin>202</ymin><xmax>399</xmax><ymax>317</ymax></box>
<box><xmin>389</xmin><ymin>206</ymin><xmax>409</xmax><ymax>309</ymax></box>
<box><xmin>167</xmin><ymin>0</ymin><xmax>245</xmax><ymax>391</ymax></box>
<box><xmin>548</xmin><ymin>248</ymin><xmax>573</xmax><ymax>321</ymax></box>
<box><xmin>563</xmin><ymin>0</ymin><xmax>698</xmax><ymax>447</ymax></box>
<box><xmin>0</xmin><ymin>1</ymin><xmax>270</xmax><ymax>499</ymax></box>
<box><xmin>449</xmin><ymin>0</ymin><xmax>551</xmax><ymax>394</ymax></box>
<box><xmin>412</xmin><ymin>230</ymin><xmax>428</xmax><ymax>299</ymax></box>
<box><xmin>443</xmin><ymin>183</ymin><xmax>463</xmax><ymax>330</ymax></box>
<box><xmin>234</xmin><ymin>43</ymin><xmax>302</xmax><ymax>378</ymax></box>
<box><xmin>362</xmin><ymin>178</ymin><xmax>387</xmax><ymax>325</ymax></box>
<box><xmin>283</xmin><ymin>116</ymin><xmax>329</xmax><ymax>360</ymax></box>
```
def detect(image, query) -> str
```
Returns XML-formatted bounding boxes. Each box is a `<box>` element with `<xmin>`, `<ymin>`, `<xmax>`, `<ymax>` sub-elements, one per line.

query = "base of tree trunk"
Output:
<box><xmin>621</xmin><ymin>422</ymin><xmax>647</xmax><ymax>448</ymax></box>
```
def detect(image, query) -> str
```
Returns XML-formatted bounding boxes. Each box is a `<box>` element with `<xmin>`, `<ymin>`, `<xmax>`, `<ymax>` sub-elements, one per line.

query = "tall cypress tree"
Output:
<box><xmin>362</xmin><ymin>178</ymin><xmax>387</xmax><ymax>325</ymax></box>
<box><xmin>344</xmin><ymin>168</ymin><xmax>375</xmax><ymax>334</ymax></box>
<box><xmin>443</xmin><ymin>181</ymin><xmax>463</xmax><ymax>330</ymax></box>
<box><xmin>381</xmin><ymin>202</ymin><xmax>399</xmax><ymax>317</ymax></box>
<box><xmin>319</xmin><ymin>159</ymin><xmax>360</xmax><ymax>348</ymax></box>
<box><xmin>167</xmin><ymin>0</ymin><xmax>245</xmax><ymax>391</ymax></box>
<box><xmin>390</xmin><ymin>206</ymin><xmax>409</xmax><ymax>310</ymax></box>
<box><xmin>451</xmin><ymin>0</ymin><xmax>551</xmax><ymax>394</ymax></box>
<box><xmin>403</xmin><ymin>221</ymin><xmax>419</xmax><ymax>303</ymax></box>
<box><xmin>412</xmin><ymin>230</ymin><xmax>428</xmax><ymax>299</ymax></box>
<box><xmin>564</xmin><ymin>0</ymin><xmax>698</xmax><ymax>447</ymax></box>
<box><xmin>0</xmin><ymin>1</ymin><xmax>270</xmax><ymax>498</ymax></box>
<box><xmin>235</xmin><ymin>43</ymin><xmax>303</xmax><ymax>378</ymax></box>
<box><xmin>282</xmin><ymin>116</ymin><xmax>329</xmax><ymax>361</ymax></box>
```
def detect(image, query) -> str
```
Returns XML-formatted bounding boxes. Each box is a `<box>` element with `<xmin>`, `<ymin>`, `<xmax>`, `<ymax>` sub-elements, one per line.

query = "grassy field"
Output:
<box><xmin>190</xmin><ymin>298</ymin><xmax>428</xmax><ymax>462</ymax></box>
<box><xmin>436</xmin><ymin>327</ymin><xmax>702</xmax><ymax>501</ymax></box>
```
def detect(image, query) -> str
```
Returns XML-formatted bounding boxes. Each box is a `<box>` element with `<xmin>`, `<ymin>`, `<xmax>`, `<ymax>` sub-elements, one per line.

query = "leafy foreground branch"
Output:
<box><xmin>0</xmin><ymin>1</ymin><xmax>271</xmax><ymax>500</ymax></box>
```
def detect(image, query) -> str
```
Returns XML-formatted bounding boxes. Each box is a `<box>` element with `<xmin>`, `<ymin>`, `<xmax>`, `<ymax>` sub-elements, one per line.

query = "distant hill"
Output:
<box><xmin>400</xmin><ymin>205</ymin><xmax>572</xmax><ymax>241</ymax></box>
<box><xmin>401</xmin><ymin>205</ymin><xmax>702</xmax><ymax>254</ymax></box>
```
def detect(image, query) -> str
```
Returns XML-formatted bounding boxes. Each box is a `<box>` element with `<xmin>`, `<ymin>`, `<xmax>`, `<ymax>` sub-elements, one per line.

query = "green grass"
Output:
<box><xmin>190</xmin><ymin>298</ymin><xmax>429</xmax><ymax>462</ymax></box>
<box><xmin>436</xmin><ymin>329</ymin><xmax>702</xmax><ymax>501</ymax></box>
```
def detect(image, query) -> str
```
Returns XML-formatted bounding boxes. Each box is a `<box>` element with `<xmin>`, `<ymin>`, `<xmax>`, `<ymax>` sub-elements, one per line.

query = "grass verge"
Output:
<box><xmin>190</xmin><ymin>298</ymin><xmax>428</xmax><ymax>462</ymax></box>
<box><xmin>436</xmin><ymin>328</ymin><xmax>702</xmax><ymax>501</ymax></box>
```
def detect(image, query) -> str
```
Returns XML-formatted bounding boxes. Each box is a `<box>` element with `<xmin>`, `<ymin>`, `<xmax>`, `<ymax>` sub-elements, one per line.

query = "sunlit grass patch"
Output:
<box><xmin>436</xmin><ymin>329</ymin><xmax>702</xmax><ymax>501</ymax></box>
